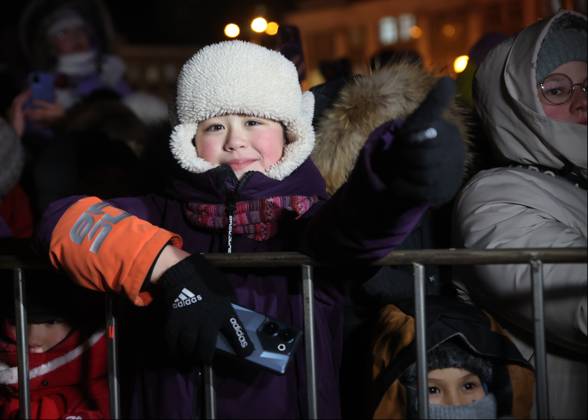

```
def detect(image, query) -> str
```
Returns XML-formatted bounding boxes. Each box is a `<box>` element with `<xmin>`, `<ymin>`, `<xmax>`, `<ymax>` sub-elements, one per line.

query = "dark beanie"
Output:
<box><xmin>400</xmin><ymin>338</ymin><xmax>494</xmax><ymax>418</ymax></box>
<box><xmin>536</xmin><ymin>13</ymin><xmax>587</xmax><ymax>82</ymax></box>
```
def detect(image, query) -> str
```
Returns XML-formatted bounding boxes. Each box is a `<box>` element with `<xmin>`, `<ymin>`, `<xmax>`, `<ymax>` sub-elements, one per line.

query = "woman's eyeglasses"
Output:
<box><xmin>537</xmin><ymin>73</ymin><xmax>588</xmax><ymax>105</ymax></box>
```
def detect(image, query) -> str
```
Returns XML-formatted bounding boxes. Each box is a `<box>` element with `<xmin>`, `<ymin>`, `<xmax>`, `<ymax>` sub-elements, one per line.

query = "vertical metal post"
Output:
<box><xmin>302</xmin><ymin>264</ymin><xmax>318</xmax><ymax>419</ymax></box>
<box><xmin>204</xmin><ymin>366</ymin><xmax>216</xmax><ymax>419</ymax></box>
<box><xmin>106</xmin><ymin>295</ymin><xmax>121</xmax><ymax>419</ymax></box>
<box><xmin>531</xmin><ymin>259</ymin><xmax>550</xmax><ymax>419</ymax></box>
<box><xmin>413</xmin><ymin>263</ymin><xmax>429</xmax><ymax>420</ymax></box>
<box><xmin>13</xmin><ymin>267</ymin><xmax>31</xmax><ymax>420</ymax></box>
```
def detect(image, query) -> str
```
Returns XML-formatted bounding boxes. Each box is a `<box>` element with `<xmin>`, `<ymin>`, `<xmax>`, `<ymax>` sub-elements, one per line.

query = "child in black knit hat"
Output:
<box><xmin>400</xmin><ymin>337</ymin><xmax>496</xmax><ymax>419</ymax></box>
<box><xmin>370</xmin><ymin>295</ymin><xmax>534</xmax><ymax>420</ymax></box>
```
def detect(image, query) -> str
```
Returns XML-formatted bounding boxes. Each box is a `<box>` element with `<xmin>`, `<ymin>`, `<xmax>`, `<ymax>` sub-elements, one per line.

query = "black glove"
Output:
<box><xmin>375</xmin><ymin>77</ymin><xmax>465</xmax><ymax>206</ymax></box>
<box><xmin>157</xmin><ymin>253</ymin><xmax>254</xmax><ymax>365</ymax></box>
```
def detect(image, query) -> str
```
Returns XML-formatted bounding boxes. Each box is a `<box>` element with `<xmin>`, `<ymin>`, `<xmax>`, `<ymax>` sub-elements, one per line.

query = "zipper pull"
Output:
<box><xmin>224</xmin><ymin>171</ymin><xmax>251</xmax><ymax>254</ymax></box>
<box><xmin>226</xmin><ymin>198</ymin><xmax>236</xmax><ymax>254</ymax></box>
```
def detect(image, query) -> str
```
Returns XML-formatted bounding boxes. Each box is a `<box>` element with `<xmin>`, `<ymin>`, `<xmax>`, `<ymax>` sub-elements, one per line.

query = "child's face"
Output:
<box><xmin>195</xmin><ymin>114</ymin><xmax>286</xmax><ymax>179</ymax></box>
<box><xmin>2</xmin><ymin>319</ymin><xmax>72</xmax><ymax>353</ymax></box>
<box><xmin>427</xmin><ymin>367</ymin><xmax>485</xmax><ymax>406</ymax></box>
<box><xmin>537</xmin><ymin>61</ymin><xmax>587</xmax><ymax>125</ymax></box>
<box><xmin>50</xmin><ymin>25</ymin><xmax>91</xmax><ymax>55</ymax></box>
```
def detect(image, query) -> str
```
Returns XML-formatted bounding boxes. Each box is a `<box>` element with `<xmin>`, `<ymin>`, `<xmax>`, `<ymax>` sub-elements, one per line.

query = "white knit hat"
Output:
<box><xmin>170</xmin><ymin>40</ymin><xmax>315</xmax><ymax>180</ymax></box>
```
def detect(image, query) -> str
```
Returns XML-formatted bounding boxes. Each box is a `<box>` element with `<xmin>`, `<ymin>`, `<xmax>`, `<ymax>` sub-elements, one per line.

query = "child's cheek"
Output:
<box><xmin>258</xmin><ymin>133</ymin><xmax>286</xmax><ymax>166</ymax></box>
<box><xmin>196</xmin><ymin>138</ymin><xmax>221</xmax><ymax>164</ymax></box>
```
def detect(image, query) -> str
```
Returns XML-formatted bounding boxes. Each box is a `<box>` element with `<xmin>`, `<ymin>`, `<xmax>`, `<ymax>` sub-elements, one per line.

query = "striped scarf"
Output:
<box><xmin>184</xmin><ymin>195</ymin><xmax>319</xmax><ymax>241</ymax></box>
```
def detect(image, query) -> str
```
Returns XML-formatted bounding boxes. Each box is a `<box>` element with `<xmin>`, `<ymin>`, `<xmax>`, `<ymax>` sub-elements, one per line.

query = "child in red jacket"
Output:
<box><xmin>0</xmin><ymin>272</ymin><xmax>109</xmax><ymax>419</ymax></box>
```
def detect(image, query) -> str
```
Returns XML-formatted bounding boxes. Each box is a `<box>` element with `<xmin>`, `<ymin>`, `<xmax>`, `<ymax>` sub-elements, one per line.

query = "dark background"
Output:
<box><xmin>3</xmin><ymin>0</ymin><xmax>298</xmax><ymax>46</ymax></box>
<box><xmin>104</xmin><ymin>0</ymin><xmax>297</xmax><ymax>44</ymax></box>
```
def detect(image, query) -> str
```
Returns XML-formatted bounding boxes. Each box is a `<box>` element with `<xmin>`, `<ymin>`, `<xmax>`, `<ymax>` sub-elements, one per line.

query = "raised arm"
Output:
<box><xmin>304</xmin><ymin>78</ymin><xmax>465</xmax><ymax>262</ymax></box>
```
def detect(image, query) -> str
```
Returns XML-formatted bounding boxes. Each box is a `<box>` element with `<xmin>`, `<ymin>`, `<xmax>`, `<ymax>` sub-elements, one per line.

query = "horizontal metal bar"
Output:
<box><xmin>171</xmin><ymin>248</ymin><xmax>588</xmax><ymax>267</ymax></box>
<box><xmin>1</xmin><ymin>248</ymin><xmax>585</xmax><ymax>271</ymax></box>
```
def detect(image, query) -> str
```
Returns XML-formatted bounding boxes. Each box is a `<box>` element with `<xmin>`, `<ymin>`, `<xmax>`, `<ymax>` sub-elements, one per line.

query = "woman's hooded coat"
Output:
<box><xmin>453</xmin><ymin>10</ymin><xmax>587</xmax><ymax>356</ymax></box>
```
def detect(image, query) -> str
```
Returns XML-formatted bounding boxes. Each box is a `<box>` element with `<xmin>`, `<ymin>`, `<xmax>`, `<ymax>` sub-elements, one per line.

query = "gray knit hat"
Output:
<box><xmin>400</xmin><ymin>338</ymin><xmax>494</xmax><ymax>418</ymax></box>
<box><xmin>0</xmin><ymin>118</ymin><xmax>25</xmax><ymax>198</ymax></box>
<box><xmin>536</xmin><ymin>13</ymin><xmax>587</xmax><ymax>82</ymax></box>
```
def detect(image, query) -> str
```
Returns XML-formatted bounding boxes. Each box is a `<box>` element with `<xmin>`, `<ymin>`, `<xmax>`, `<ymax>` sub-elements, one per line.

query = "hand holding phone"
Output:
<box><xmin>216</xmin><ymin>304</ymin><xmax>302</xmax><ymax>374</ymax></box>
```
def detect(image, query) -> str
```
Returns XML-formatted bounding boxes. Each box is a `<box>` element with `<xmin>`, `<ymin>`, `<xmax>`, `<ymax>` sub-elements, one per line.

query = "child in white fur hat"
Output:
<box><xmin>36</xmin><ymin>40</ymin><xmax>465</xmax><ymax>418</ymax></box>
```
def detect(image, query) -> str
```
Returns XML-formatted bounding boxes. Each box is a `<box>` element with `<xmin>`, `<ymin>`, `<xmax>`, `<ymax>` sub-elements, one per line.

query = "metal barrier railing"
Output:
<box><xmin>1</xmin><ymin>247</ymin><xmax>586</xmax><ymax>419</ymax></box>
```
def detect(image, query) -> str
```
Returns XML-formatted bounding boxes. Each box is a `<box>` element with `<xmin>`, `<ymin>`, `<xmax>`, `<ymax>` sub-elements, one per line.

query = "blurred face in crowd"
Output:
<box><xmin>2</xmin><ymin>319</ymin><xmax>72</xmax><ymax>353</ymax></box>
<box><xmin>49</xmin><ymin>25</ymin><xmax>91</xmax><ymax>55</ymax></box>
<box><xmin>195</xmin><ymin>114</ymin><xmax>286</xmax><ymax>179</ymax></box>
<box><xmin>537</xmin><ymin>61</ymin><xmax>588</xmax><ymax>125</ymax></box>
<box><xmin>427</xmin><ymin>367</ymin><xmax>486</xmax><ymax>406</ymax></box>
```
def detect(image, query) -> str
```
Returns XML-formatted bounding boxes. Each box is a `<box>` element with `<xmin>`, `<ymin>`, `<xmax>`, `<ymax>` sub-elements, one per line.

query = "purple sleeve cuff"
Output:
<box><xmin>35</xmin><ymin>195</ymin><xmax>85</xmax><ymax>256</ymax></box>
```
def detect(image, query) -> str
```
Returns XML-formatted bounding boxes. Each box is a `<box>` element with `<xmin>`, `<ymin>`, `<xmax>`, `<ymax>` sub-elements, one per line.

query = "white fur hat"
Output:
<box><xmin>170</xmin><ymin>40</ymin><xmax>315</xmax><ymax>180</ymax></box>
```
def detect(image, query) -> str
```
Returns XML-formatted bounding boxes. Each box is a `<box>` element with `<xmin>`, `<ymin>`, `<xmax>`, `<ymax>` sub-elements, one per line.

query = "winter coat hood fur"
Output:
<box><xmin>311</xmin><ymin>61</ymin><xmax>471</xmax><ymax>194</ymax></box>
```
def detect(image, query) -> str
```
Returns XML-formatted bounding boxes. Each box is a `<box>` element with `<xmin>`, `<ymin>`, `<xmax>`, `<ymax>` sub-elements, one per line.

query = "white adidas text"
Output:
<box><xmin>230</xmin><ymin>317</ymin><xmax>249</xmax><ymax>348</ymax></box>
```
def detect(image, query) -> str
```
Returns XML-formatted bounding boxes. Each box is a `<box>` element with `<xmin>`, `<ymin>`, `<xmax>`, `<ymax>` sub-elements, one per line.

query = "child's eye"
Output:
<box><xmin>205</xmin><ymin>123</ymin><xmax>224</xmax><ymax>132</ymax></box>
<box><xmin>462</xmin><ymin>382</ymin><xmax>479</xmax><ymax>392</ymax></box>
<box><xmin>428</xmin><ymin>386</ymin><xmax>440</xmax><ymax>395</ymax></box>
<box><xmin>245</xmin><ymin>119</ymin><xmax>262</xmax><ymax>127</ymax></box>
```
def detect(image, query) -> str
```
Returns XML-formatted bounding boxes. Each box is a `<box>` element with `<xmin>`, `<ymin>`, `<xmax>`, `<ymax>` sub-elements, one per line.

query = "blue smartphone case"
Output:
<box><xmin>216</xmin><ymin>304</ymin><xmax>302</xmax><ymax>374</ymax></box>
<box><xmin>28</xmin><ymin>72</ymin><xmax>56</xmax><ymax>105</ymax></box>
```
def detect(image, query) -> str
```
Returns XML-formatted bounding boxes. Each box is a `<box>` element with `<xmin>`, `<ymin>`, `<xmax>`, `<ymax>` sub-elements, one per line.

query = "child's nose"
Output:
<box><xmin>439</xmin><ymin>389</ymin><xmax>465</xmax><ymax>406</ymax></box>
<box><xmin>224</xmin><ymin>131</ymin><xmax>247</xmax><ymax>151</ymax></box>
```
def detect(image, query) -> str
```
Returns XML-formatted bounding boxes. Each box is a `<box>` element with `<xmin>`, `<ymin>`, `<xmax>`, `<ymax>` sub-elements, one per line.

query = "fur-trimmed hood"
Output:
<box><xmin>311</xmin><ymin>61</ymin><xmax>471</xmax><ymax>195</ymax></box>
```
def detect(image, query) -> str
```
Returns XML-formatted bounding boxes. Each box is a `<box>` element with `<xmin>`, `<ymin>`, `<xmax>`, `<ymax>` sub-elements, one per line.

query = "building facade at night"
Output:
<box><xmin>112</xmin><ymin>0</ymin><xmax>586</xmax><ymax>97</ymax></box>
<box><xmin>284</xmin><ymin>0</ymin><xmax>584</xmax><ymax>80</ymax></box>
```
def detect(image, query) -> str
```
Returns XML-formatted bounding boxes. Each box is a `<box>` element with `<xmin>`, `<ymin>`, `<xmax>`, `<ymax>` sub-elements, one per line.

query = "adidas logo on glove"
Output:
<box><xmin>173</xmin><ymin>288</ymin><xmax>203</xmax><ymax>309</ymax></box>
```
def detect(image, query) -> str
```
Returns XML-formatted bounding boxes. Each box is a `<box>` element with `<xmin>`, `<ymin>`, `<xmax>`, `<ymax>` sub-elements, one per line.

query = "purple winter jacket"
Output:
<box><xmin>37</xmin><ymin>123</ymin><xmax>428</xmax><ymax>419</ymax></box>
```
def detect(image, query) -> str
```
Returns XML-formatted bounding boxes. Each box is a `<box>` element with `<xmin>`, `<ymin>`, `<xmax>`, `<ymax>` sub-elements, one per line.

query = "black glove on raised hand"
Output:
<box><xmin>157</xmin><ymin>253</ymin><xmax>254</xmax><ymax>365</ymax></box>
<box><xmin>375</xmin><ymin>77</ymin><xmax>465</xmax><ymax>206</ymax></box>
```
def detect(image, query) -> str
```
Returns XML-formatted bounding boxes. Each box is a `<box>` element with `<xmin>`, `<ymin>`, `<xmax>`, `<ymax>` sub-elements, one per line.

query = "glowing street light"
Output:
<box><xmin>453</xmin><ymin>55</ymin><xmax>469</xmax><ymax>73</ymax></box>
<box><xmin>265</xmin><ymin>21</ymin><xmax>279</xmax><ymax>36</ymax></box>
<box><xmin>251</xmin><ymin>17</ymin><xmax>268</xmax><ymax>33</ymax></box>
<box><xmin>442</xmin><ymin>24</ymin><xmax>456</xmax><ymax>38</ymax></box>
<box><xmin>409</xmin><ymin>25</ymin><xmax>422</xmax><ymax>39</ymax></box>
<box><xmin>224</xmin><ymin>23</ymin><xmax>240</xmax><ymax>38</ymax></box>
